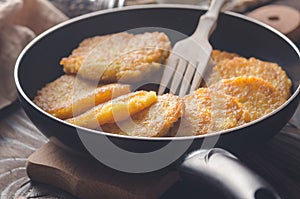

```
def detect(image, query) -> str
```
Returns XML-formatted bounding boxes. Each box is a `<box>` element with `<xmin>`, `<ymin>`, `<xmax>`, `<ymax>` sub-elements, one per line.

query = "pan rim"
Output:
<box><xmin>14</xmin><ymin>4</ymin><xmax>300</xmax><ymax>141</ymax></box>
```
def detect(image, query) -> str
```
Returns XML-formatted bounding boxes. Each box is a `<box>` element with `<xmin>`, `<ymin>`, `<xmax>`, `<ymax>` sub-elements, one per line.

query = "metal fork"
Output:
<box><xmin>158</xmin><ymin>0</ymin><xmax>228</xmax><ymax>97</ymax></box>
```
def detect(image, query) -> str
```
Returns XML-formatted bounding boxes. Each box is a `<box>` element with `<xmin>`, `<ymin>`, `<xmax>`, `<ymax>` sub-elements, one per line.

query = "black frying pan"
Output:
<box><xmin>14</xmin><ymin>4</ymin><xmax>300</xmax><ymax>199</ymax></box>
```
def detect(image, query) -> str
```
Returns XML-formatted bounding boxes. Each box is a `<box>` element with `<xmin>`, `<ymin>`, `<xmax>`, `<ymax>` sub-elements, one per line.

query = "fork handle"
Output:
<box><xmin>192</xmin><ymin>0</ymin><xmax>228</xmax><ymax>41</ymax></box>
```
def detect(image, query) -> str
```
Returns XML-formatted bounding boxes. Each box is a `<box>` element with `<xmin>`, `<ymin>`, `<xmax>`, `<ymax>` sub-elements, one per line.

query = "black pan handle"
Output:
<box><xmin>179</xmin><ymin>148</ymin><xmax>281</xmax><ymax>199</ymax></box>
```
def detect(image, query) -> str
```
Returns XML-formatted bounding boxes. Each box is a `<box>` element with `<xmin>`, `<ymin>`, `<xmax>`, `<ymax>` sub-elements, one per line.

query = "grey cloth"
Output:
<box><xmin>0</xmin><ymin>0</ymin><xmax>68</xmax><ymax>109</ymax></box>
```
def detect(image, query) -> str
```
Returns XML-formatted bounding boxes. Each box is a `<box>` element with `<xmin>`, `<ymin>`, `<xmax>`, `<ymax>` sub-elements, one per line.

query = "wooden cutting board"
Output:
<box><xmin>247</xmin><ymin>5</ymin><xmax>300</xmax><ymax>42</ymax></box>
<box><xmin>26</xmin><ymin>141</ymin><xmax>180</xmax><ymax>199</ymax></box>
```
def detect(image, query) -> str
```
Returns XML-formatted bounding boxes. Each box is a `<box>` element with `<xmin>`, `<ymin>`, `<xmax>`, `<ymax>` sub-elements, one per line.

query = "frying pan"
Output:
<box><xmin>14</xmin><ymin>4</ymin><xmax>300</xmax><ymax>199</ymax></box>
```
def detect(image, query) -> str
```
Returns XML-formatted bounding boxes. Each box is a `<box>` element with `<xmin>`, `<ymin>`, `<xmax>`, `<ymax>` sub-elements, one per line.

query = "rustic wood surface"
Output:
<box><xmin>0</xmin><ymin>0</ymin><xmax>300</xmax><ymax>199</ymax></box>
<box><xmin>26</xmin><ymin>142</ymin><xmax>180</xmax><ymax>199</ymax></box>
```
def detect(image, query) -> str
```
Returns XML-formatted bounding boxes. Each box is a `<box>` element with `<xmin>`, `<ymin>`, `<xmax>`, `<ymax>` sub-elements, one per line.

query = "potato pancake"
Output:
<box><xmin>60</xmin><ymin>32</ymin><xmax>171</xmax><ymax>83</ymax></box>
<box><xmin>174</xmin><ymin>88</ymin><xmax>250</xmax><ymax>136</ymax></box>
<box><xmin>210</xmin><ymin>76</ymin><xmax>286</xmax><ymax>121</ymax></box>
<box><xmin>66</xmin><ymin>91</ymin><xmax>157</xmax><ymax>129</ymax></box>
<box><xmin>101</xmin><ymin>94</ymin><xmax>183</xmax><ymax>137</ymax></box>
<box><xmin>211</xmin><ymin>49</ymin><xmax>239</xmax><ymax>63</ymax></box>
<box><xmin>33</xmin><ymin>75</ymin><xmax>131</xmax><ymax>119</ymax></box>
<box><xmin>207</xmin><ymin>57</ymin><xmax>292</xmax><ymax>99</ymax></box>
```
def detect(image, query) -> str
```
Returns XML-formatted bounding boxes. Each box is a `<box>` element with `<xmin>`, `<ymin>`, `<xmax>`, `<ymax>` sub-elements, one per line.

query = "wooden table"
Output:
<box><xmin>1</xmin><ymin>0</ymin><xmax>300</xmax><ymax>198</ymax></box>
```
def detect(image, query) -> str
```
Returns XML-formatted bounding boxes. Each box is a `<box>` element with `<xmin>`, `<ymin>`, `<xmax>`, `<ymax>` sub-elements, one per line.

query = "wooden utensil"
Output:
<box><xmin>247</xmin><ymin>5</ymin><xmax>300</xmax><ymax>42</ymax></box>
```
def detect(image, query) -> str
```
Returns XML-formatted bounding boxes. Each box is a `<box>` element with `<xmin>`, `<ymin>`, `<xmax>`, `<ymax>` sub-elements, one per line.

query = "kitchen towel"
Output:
<box><xmin>0</xmin><ymin>0</ymin><xmax>67</xmax><ymax>109</ymax></box>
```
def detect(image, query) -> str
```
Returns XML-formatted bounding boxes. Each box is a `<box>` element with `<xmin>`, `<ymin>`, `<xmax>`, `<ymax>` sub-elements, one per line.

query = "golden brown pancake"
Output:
<box><xmin>101</xmin><ymin>94</ymin><xmax>183</xmax><ymax>137</ymax></box>
<box><xmin>207</xmin><ymin>57</ymin><xmax>292</xmax><ymax>99</ymax></box>
<box><xmin>211</xmin><ymin>50</ymin><xmax>239</xmax><ymax>63</ymax></box>
<box><xmin>174</xmin><ymin>88</ymin><xmax>250</xmax><ymax>136</ymax></box>
<box><xmin>33</xmin><ymin>75</ymin><xmax>131</xmax><ymax>119</ymax></box>
<box><xmin>59</xmin><ymin>34</ymin><xmax>113</xmax><ymax>74</ymax></box>
<box><xmin>209</xmin><ymin>76</ymin><xmax>286</xmax><ymax>121</ymax></box>
<box><xmin>66</xmin><ymin>91</ymin><xmax>157</xmax><ymax>129</ymax></box>
<box><xmin>60</xmin><ymin>32</ymin><xmax>171</xmax><ymax>83</ymax></box>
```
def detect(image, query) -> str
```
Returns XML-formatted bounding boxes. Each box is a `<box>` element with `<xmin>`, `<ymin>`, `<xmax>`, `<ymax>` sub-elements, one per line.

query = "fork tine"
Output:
<box><xmin>169</xmin><ymin>58</ymin><xmax>188</xmax><ymax>94</ymax></box>
<box><xmin>190</xmin><ymin>58</ymin><xmax>213</xmax><ymax>92</ymax></box>
<box><xmin>178</xmin><ymin>62</ymin><xmax>197</xmax><ymax>97</ymax></box>
<box><xmin>158</xmin><ymin>54</ymin><xmax>178</xmax><ymax>95</ymax></box>
<box><xmin>159</xmin><ymin>0</ymin><xmax>227</xmax><ymax>96</ymax></box>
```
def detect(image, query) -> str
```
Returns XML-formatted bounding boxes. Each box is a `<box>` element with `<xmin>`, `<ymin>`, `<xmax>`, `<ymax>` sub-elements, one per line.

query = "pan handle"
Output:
<box><xmin>179</xmin><ymin>148</ymin><xmax>281</xmax><ymax>199</ymax></box>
